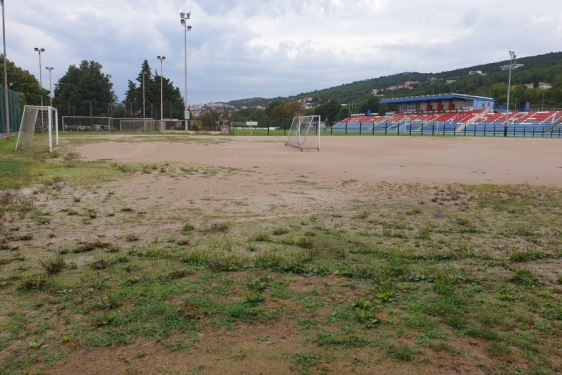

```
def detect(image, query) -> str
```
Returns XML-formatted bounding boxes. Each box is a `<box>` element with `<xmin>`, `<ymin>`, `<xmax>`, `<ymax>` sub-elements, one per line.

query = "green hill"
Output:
<box><xmin>228</xmin><ymin>51</ymin><xmax>562</xmax><ymax>110</ymax></box>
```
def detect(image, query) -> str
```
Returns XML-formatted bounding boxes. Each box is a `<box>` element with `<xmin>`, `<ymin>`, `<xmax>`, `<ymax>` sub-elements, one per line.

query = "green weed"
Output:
<box><xmin>39</xmin><ymin>255</ymin><xmax>66</xmax><ymax>274</ymax></box>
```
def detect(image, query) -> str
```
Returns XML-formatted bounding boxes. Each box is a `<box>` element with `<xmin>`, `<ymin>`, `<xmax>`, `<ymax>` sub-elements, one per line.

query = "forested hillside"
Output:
<box><xmin>228</xmin><ymin>52</ymin><xmax>562</xmax><ymax>111</ymax></box>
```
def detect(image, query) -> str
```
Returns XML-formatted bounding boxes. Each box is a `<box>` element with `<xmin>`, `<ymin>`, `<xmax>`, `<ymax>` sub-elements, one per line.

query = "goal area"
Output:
<box><xmin>15</xmin><ymin>106</ymin><xmax>59</xmax><ymax>152</ymax></box>
<box><xmin>285</xmin><ymin>115</ymin><xmax>321</xmax><ymax>151</ymax></box>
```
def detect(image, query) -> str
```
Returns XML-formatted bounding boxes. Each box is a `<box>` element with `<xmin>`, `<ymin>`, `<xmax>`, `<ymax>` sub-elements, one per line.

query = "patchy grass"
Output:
<box><xmin>0</xmin><ymin>143</ymin><xmax>561</xmax><ymax>375</ymax></box>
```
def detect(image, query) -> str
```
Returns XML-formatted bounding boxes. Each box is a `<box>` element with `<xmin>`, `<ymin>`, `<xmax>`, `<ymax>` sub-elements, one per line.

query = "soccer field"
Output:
<box><xmin>1</xmin><ymin>134</ymin><xmax>561</xmax><ymax>375</ymax></box>
<box><xmin>76</xmin><ymin>135</ymin><xmax>562</xmax><ymax>187</ymax></box>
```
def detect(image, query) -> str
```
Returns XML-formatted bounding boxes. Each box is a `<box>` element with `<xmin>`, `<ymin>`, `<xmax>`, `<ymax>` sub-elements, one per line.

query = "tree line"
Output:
<box><xmin>0</xmin><ymin>58</ymin><xmax>185</xmax><ymax>120</ymax></box>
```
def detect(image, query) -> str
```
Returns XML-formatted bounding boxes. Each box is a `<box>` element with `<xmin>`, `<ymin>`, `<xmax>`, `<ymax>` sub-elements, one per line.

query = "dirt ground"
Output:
<box><xmin>76</xmin><ymin>135</ymin><xmax>562</xmax><ymax>188</ymax></box>
<box><xmin>6</xmin><ymin>135</ymin><xmax>561</xmax><ymax>375</ymax></box>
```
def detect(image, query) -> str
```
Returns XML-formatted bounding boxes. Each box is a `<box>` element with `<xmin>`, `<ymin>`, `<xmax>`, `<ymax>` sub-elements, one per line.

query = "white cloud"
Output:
<box><xmin>5</xmin><ymin>0</ymin><xmax>562</xmax><ymax>104</ymax></box>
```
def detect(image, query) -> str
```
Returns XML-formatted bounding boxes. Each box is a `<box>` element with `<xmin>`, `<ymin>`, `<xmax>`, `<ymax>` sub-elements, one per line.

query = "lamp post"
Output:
<box><xmin>504</xmin><ymin>50</ymin><xmax>515</xmax><ymax>137</ymax></box>
<box><xmin>142</xmin><ymin>71</ymin><xmax>145</xmax><ymax>131</ymax></box>
<box><xmin>34</xmin><ymin>47</ymin><xmax>45</xmax><ymax>106</ymax></box>
<box><xmin>157</xmin><ymin>56</ymin><xmax>165</xmax><ymax>121</ymax></box>
<box><xmin>45</xmin><ymin>67</ymin><xmax>53</xmax><ymax>107</ymax></box>
<box><xmin>180</xmin><ymin>12</ymin><xmax>192</xmax><ymax>132</ymax></box>
<box><xmin>1</xmin><ymin>0</ymin><xmax>9</xmax><ymax>140</ymax></box>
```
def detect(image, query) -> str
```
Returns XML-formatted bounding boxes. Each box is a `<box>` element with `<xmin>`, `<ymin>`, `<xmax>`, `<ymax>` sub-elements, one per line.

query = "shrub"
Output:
<box><xmin>20</xmin><ymin>274</ymin><xmax>48</xmax><ymax>290</ymax></box>
<box><xmin>39</xmin><ymin>255</ymin><xmax>66</xmax><ymax>274</ymax></box>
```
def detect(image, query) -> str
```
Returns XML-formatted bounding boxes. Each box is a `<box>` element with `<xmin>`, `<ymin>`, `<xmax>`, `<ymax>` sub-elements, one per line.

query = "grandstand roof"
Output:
<box><xmin>380</xmin><ymin>93</ymin><xmax>494</xmax><ymax>104</ymax></box>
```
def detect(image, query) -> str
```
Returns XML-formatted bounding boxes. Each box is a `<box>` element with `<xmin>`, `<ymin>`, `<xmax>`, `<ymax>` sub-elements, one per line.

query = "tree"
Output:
<box><xmin>54</xmin><ymin>60</ymin><xmax>117</xmax><ymax>117</ymax></box>
<box><xmin>0</xmin><ymin>55</ymin><xmax>44</xmax><ymax>106</ymax></box>
<box><xmin>265</xmin><ymin>100</ymin><xmax>283</xmax><ymax>118</ymax></box>
<box><xmin>315</xmin><ymin>99</ymin><xmax>342</xmax><ymax>125</ymax></box>
<box><xmin>282</xmin><ymin>101</ymin><xmax>304</xmax><ymax>118</ymax></box>
<box><xmin>124</xmin><ymin>60</ymin><xmax>184</xmax><ymax>120</ymax></box>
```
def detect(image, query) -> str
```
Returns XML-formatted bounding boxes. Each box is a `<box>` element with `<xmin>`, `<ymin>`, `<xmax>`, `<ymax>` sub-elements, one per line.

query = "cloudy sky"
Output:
<box><xmin>7</xmin><ymin>0</ymin><xmax>562</xmax><ymax>105</ymax></box>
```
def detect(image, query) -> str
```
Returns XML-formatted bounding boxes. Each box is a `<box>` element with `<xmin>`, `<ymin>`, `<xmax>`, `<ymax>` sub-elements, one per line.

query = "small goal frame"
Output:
<box><xmin>15</xmin><ymin>106</ymin><xmax>59</xmax><ymax>152</ymax></box>
<box><xmin>285</xmin><ymin>115</ymin><xmax>321</xmax><ymax>151</ymax></box>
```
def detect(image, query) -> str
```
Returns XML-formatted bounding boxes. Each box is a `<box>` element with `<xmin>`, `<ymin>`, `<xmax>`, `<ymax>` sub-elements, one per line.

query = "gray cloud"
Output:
<box><xmin>6</xmin><ymin>0</ymin><xmax>562</xmax><ymax>104</ymax></box>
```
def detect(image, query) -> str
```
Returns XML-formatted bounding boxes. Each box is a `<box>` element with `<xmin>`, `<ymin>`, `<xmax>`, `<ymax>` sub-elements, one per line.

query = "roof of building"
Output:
<box><xmin>380</xmin><ymin>93</ymin><xmax>494</xmax><ymax>104</ymax></box>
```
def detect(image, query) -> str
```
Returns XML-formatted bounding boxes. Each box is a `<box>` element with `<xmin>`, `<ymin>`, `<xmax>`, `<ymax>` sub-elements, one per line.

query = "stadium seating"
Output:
<box><xmin>333</xmin><ymin>110</ymin><xmax>562</xmax><ymax>137</ymax></box>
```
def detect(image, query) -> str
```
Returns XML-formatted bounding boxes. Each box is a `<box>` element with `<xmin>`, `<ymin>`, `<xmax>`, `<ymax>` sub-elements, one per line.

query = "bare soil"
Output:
<box><xmin>4</xmin><ymin>135</ymin><xmax>561</xmax><ymax>375</ymax></box>
<box><xmin>76</xmin><ymin>135</ymin><xmax>562</xmax><ymax>187</ymax></box>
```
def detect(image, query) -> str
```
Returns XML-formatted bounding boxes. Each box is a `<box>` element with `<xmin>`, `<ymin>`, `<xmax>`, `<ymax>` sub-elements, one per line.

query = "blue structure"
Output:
<box><xmin>380</xmin><ymin>93</ymin><xmax>494</xmax><ymax>113</ymax></box>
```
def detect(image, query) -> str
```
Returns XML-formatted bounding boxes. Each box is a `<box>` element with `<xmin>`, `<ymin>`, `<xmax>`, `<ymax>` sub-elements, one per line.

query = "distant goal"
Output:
<box><xmin>285</xmin><ymin>115</ymin><xmax>321</xmax><ymax>151</ymax></box>
<box><xmin>15</xmin><ymin>106</ymin><xmax>59</xmax><ymax>152</ymax></box>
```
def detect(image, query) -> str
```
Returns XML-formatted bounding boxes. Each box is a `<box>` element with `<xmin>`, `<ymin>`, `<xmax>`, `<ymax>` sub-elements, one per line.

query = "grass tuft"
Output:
<box><xmin>39</xmin><ymin>255</ymin><xmax>66</xmax><ymax>274</ymax></box>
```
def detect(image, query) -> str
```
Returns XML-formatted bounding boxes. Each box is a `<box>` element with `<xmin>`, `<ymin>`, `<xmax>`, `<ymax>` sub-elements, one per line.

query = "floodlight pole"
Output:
<box><xmin>142</xmin><ymin>72</ymin><xmax>145</xmax><ymax>131</ymax></box>
<box><xmin>34</xmin><ymin>47</ymin><xmax>45</xmax><ymax>106</ymax></box>
<box><xmin>157</xmin><ymin>56</ymin><xmax>166</xmax><ymax>121</ymax></box>
<box><xmin>45</xmin><ymin>67</ymin><xmax>53</xmax><ymax>107</ymax></box>
<box><xmin>1</xmin><ymin>0</ymin><xmax>9</xmax><ymax>140</ymax></box>
<box><xmin>542</xmin><ymin>93</ymin><xmax>545</xmax><ymax>111</ymax></box>
<box><xmin>180</xmin><ymin>12</ymin><xmax>192</xmax><ymax>132</ymax></box>
<box><xmin>504</xmin><ymin>50</ymin><xmax>515</xmax><ymax>137</ymax></box>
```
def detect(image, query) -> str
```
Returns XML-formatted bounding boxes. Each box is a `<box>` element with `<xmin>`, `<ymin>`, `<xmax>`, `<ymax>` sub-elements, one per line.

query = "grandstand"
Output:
<box><xmin>332</xmin><ymin>94</ymin><xmax>562</xmax><ymax>137</ymax></box>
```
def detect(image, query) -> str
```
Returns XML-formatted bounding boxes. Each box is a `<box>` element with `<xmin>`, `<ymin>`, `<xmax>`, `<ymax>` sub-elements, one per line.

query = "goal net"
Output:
<box><xmin>285</xmin><ymin>115</ymin><xmax>321</xmax><ymax>151</ymax></box>
<box><xmin>62</xmin><ymin>116</ymin><xmax>111</xmax><ymax>131</ymax></box>
<box><xmin>15</xmin><ymin>106</ymin><xmax>59</xmax><ymax>152</ymax></box>
<box><xmin>118</xmin><ymin>118</ymin><xmax>157</xmax><ymax>132</ymax></box>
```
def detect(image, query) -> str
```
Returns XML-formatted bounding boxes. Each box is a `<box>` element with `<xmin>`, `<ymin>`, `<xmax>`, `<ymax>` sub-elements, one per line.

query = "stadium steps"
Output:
<box><xmin>457</xmin><ymin>111</ymin><xmax>489</xmax><ymax>132</ymax></box>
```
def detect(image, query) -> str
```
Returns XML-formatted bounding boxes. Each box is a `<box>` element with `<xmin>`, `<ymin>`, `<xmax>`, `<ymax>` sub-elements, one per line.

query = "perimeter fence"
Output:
<box><xmin>327</xmin><ymin>121</ymin><xmax>562</xmax><ymax>138</ymax></box>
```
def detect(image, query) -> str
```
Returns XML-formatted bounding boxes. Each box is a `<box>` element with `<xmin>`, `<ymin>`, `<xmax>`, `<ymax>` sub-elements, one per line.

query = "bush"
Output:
<box><xmin>39</xmin><ymin>255</ymin><xmax>66</xmax><ymax>274</ymax></box>
<box><xmin>20</xmin><ymin>274</ymin><xmax>48</xmax><ymax>290</ymax></box>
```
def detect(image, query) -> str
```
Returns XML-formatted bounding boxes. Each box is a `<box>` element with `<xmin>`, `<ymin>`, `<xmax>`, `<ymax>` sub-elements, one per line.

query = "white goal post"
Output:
<box><xmin>285</xmin><ymin>115</ymin><xmax>321</xmax><ymax>151</ymax></box>
<box><xmin>15</xmin><ymin>106</ymin><xmax>59</xmax><ymax>152</ymax></box>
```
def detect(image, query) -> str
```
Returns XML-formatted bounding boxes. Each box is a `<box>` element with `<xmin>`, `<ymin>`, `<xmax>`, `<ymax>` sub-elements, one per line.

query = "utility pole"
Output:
<box><xmin>504</xmin><ymin>50</ymin><xmax>516</xmax><ymax>137</ymax></box>
<box><xmin>180</xmin><ymin>12</ymin><xmax>192</xmax><ymax>132</ymax></box>
<box><xmin>157</xmin><ymin>56</ymin><xmax>166</xmax><ymax>121</ymax></box>
<box><xmin>142</xmin><ymin>72</ymin><xmax>146</xmax><ymax>131</ymax></box>
<box><xmin>2</xmin><ymin>0</ymin><xmax>9</xmax><ymax>140</ymax></box>
<box><xmin>34</xmin><ymin>47</ymin><xmax>45</xmax><ymax>106</ymax></box>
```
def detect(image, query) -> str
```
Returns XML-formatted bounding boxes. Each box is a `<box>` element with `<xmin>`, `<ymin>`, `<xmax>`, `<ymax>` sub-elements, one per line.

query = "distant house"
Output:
<box><xmin>386</xmin><ymin>85</ymin><xmax>413</xmax><ymax>91</ymax></box>
<box><xmin>469</xmin><ymin>70</ymin><xmax>483</xmax><ymax>75</ymax></box>
<box><xmin>524</xmin><ymin>83</ymin><xmax>534</xmax><ymax>89</ymax></box>
<box><xmin>539</xmin><ymin>82</ymin><xmax>552</xmax><ymax>89</ymax></box>
<box><xmin>501</xmin><ymin>63</ymin><xmax>524</xmax><ymax>71</ymax></box>
<box><xmin>446</xmin><ymin>79</ymin><xmax>456</xmax><ymax>84</ymax></box>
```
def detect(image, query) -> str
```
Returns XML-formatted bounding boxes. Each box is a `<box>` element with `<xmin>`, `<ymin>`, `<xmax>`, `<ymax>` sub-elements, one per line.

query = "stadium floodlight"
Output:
<box><xmin>34</xmin><ymin>47</ymin><xmax>45</xmax><ymax>106</ymax></box>
<box><xmin>504</xmin><ymin>50</ymin><xmax>515</xmax><ymax>137</ymax></box>
<box><xmin>180</xmin><ymin>11</ymin><xmax>192</xmax><ymax>132</ymax></box>
<box><xmin>157</xmin><ymin>56</ymin><xmax>166</xmax><ymax>120</ymax></box>
<box><xmin>2</xmin><ymin>0</ymin><xmax>9</xmax><ymax>140</ymax></box>
<box><xmin>45</xmin><ymin>67</ymin><xmax>54</xmax><ymax>107</ymax></box>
